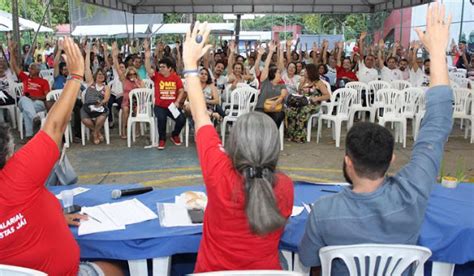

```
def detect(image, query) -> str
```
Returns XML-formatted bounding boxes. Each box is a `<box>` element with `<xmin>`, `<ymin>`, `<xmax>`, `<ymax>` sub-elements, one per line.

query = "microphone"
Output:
<box><xmin>111</xmin><ymin>187</ymin><xmax>153</xmax><ymax>199</ymax></box>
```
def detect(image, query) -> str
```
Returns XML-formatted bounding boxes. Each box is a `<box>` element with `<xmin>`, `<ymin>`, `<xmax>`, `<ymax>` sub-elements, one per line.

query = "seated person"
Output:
<box><xmin>9</xmin><ymin>40</ymin><xmax>50</xmax><ymax>142</ymax></box>
<box><xmin>0</xmin><ymin>37</ymin><xmax>123</xmax><ymax>276</ymax></box>
<box><xmin>183</xmin><ymin>23</ymin><xmax>293</xmax><ymax>272</ymax></box>
<box><xmin>299</xmin><ymin>5</ymin><xmax>454</xmax><ymax>275</ymax></box>
<box><xmin>255</xmin><ymin>42</ymin><xmax>288</xmax><ymax>128</ymax></box>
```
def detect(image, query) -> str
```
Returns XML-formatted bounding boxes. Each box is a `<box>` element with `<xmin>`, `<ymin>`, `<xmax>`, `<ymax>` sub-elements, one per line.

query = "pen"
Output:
<box><xmin>83</xmin><ymin>212</ymin><xmax>102</xmax><ymax>223</ymax></box>
<box><xmin>321</xmin><ymin>189</ymin><xmax>338</xmax><ymax>193</ymax></box>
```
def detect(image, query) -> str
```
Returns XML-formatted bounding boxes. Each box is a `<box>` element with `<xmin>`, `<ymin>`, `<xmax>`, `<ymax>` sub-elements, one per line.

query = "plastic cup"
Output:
<box><xmin>61</xmin><ymin>190</ymin><xmax>74</xmax><ymax>208</ymax></box>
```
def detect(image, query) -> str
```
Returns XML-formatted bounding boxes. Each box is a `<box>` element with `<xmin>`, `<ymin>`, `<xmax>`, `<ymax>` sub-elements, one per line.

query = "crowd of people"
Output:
<box><xmin>0</xmin><ymin>16</ymin><xmax>472</xmax><ymax>145</ymax></box>
<box><xmin>0</xmin><ymin>2</ymin><xmax>468</xmax><ymax>275</ymax></box>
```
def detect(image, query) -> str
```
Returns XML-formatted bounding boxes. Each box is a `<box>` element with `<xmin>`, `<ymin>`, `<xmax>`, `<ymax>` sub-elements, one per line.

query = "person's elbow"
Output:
<box><xmin>298</xmin><ymin>243</ymin><xmax>319</xmax><ymax>267</ymax></box>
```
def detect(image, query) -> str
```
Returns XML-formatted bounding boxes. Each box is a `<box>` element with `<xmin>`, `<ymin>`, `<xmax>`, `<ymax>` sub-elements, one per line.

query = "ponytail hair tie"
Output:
<box><xmin>246</xmin><ymin>166</ymin><xmax>272</xmax><ymax>179</ymax></box>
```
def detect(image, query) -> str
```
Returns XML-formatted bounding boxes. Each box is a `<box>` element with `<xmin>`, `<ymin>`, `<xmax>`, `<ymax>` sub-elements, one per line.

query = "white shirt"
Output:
<box><xmin>110</xmin><ymin>69</ymin><xmax>123</xmax><ymax>97</ymax></box>
<box><xmin>409</xmin><ymin>68</ymin><xmax>430</xmax><ymax>87</ymax></box>
<box><xmin>326</xmin><ymin>66</ymin><xmax>337</xmax><ymax>86</ymax></box>
<box><xmin>282</xmin><ymin>71</ymin><xmax>301</xmax><ymax>95</ymax></box>
<box><xmin>381</xmin><ymin>66</ymin><xmax>403</xmax><ymax>83</ymax></box>
<box><xmin>357</xmin><ymin>61</ymin><xmax>379</xmax><ymax>84</ymax></box>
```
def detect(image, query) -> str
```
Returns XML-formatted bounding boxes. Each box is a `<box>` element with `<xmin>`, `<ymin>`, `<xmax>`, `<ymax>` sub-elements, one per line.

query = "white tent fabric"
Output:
<box><xmin>81</xmin><ymin>0</ymin><xmax>431</xmax><ymax>14</ymax></box>
<box><xmin>71</xmin><ymin>24</ymin><xmax>150</xmax><ymax>37</ymax></box>
<box><xmin>0</xmin><ymin>10</ymin><xmax>53</xmax><ymax>33</ymax></box>
<box><xmin>222</xmin><ymin>31</ymin><xmax>272</xmax><ymax>41</ymax></box>
<box><xmin>151</xmin><ymin>23</ymin><xmax>234</xmax><ymax>35</ymax></box>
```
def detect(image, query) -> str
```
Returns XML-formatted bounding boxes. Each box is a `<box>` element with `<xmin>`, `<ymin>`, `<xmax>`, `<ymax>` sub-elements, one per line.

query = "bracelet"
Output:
<box><xmin>70</xmin><ymin>73</ymin><xmax>84</xmax><ymax>80</ymax></box>
<box><xmin>182</xmin><ymin>69</ymin><xmax>199</xmax><ymax>75</ymax></box>
<box><xmin>66</xmin><ymin>77</ymin><xmax>82</xmax><ymax>84</ymax></box>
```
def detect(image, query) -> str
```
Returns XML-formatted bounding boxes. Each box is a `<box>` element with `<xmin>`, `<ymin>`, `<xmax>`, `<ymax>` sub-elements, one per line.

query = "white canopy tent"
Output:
<box><xmin>151</xmin><ymin>23</ymin><xmax>235</xmax><ymax>35</ymax></box>
<box><xmin>80</xmin><ymin>0</ymin><xmax>431</xmax><ymax>14</ymax></box>
<box><xmin>222</xmin><ymin>31</ymin><xmax>272</xmax><ymax>41</ymax></box>
<box><xmin>71</xmin><ymin>24</ymin><xmax>151</xmax><ymax>37</ymax></box>
<box><xmin>0</xmin><ymin>10</ymin><xmax>53</xmax><ymax>33</ymax></box>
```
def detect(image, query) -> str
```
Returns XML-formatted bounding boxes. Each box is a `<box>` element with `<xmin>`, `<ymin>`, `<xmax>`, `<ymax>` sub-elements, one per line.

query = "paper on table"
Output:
<box><xmin>78</xmin><ymin>204</ymin><xmax>125</xmax><ymax>236</ymax></box>
<box><xmin>100</xmin><ymin>198</ymin><xmax>157</xmax><ymax>226</ymax></box>
<box><xmin>291</xmin><ymin>206</ymin><xmax>304</xmax><ymax>217</ymax></box>
<box><xmin>303</xmin><ymin>203</ymin><xmax>312</xmax><ymax>213</ymax></box>
<box><xmin>157</xmin><ymin>203</ymin><xmax>197</xmax><ymax>227</ymax></box>
<box><xmin>168</xmin><ymin>102</ymin><xmax>180</xmax><ymax>119</ymax></box>
<box><xmin>56</xmin><ymin>187</ymin><xmax>90</xmax><ymax>200</ymax></box>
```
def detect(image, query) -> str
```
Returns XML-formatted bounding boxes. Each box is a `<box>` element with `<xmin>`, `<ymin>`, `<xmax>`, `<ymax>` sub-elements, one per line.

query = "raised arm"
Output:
<box><xmin>278</xmin><ymin>43</ymin><xmax>285</xmax><ymax>71</ymax></box>
<box><xmin>53</xmin><ymin>41</ymin><xmax>63</xmax><ymax>77</ymax></box>
<box><xmin>399</xmin><ymin>2</ymin><xmax>453</xmax><ymax>199</ymax></box>
<box><xmin>377</xmin><ymin>39</ymin><xmax>385</xmax><ymax>69</ymax></box>
<box><xmin>7</xmin><ymin>40</ymin><xmax>21</xmax><ymax>76</ymax></box>
<box><xmin>312</xmin><ymin>42</ymin><xmax>321</xmax><ymax>64</ymax></box>
<box><xmin>183</xmin><ymin>21</ymin><xmax>213</xmax><ymax>131</ymax></box>
<box><xmin>42</xmin><ymin>38</ymin><xmax>84</xmax><ymax>148</ymax></box>
<box><xmin>254</xmin><ymin>46</ymin><xmax>265</xmax><ymax>78</ymax></box>
<box><xmin>102</xmin><ymin>42</ymin><xmax>111</xmax><ymax>71</ymax></box>
<box><xmin>111</xmin><ymin>42</ymin><xmax>125</xmax><ymax>82</ymax></box>
<box><xmin>286</xmin><ymin>40</ymin><xmax>292</xmax><ymax>64</ymax></box>
<box><xmin>336</xmin><ymin>41</ymin><xmax>343</xmax><ymax>67</ymax></box>
<box><xmin>259</xmin><ymin>42</ymin><xmax>276</xmax><ymax>82</ymax></box>
<box><xmin>227</xmin><ymin>40</ymin><xmax>236</xmax><ymax>76</ymax></box>
<box><xmin>84</xmin><ymin>43</ymin><xmax>94</xmax><ymax>86</ymax></box>
<box><xmin>359</xmin><ymin>32</ymin><xmax>367</xmax><ymax>60</ymax></box>
<box><xmin>411</xmin><ymin>41</ymin><xmax>421</xmax><ymax>72</ymax></box>
<box><xmin>144</xmin><ymin>38</ymin><xmax>154</xmax><ymax>78</ymax></box>
<box><xmin>322</xmin><ymin>40</ymin><xmax>329</xmax><ymax>65</ymax></box>
<box><xmin>175</xmin><ymin>41</ymin><xmax>184</xmax><ymax>74</ymax></box>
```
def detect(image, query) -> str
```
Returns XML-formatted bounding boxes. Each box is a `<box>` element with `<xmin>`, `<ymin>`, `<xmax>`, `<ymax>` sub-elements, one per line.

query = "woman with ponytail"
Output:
<box><xmin>183</xmin><ymin>22</ymin><xmax>294</xmax><ymax>272</ymax></box>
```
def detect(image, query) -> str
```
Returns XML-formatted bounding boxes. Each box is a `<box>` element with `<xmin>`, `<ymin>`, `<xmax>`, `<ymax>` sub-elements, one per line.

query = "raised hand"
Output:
<box><xmin>360</xmin><ymin>32</ymin><xmax>367</xmax><ymax>40</ymax></box>
<box><xmin>257</xmin><ymin>46</ymin><xmax>265</xmax><ymax>56</ymax></box>
<box><xmin>415</xmin><ymin>2</ymin><xmax>452</xmax><ymax>54</ymax></box>
<box><xmin>378</xmin><ymin>39</ymin><xmax>385</xmax><ymax>49</ymax></box>
<box><xmin>61</xmin><ymin>37</ymin><xmax>84</xmax><ymax>77</ymax></box>
<box><xmin>183</xmin><ymin>21</ymin><xmax>212</xmax><ymax>70</ymax></box>
<box><xmin>322</xmin><ymin>39</ymin><xmax>329</xmax><ymax>49</ymax></box>
<box><xmin>143</xmin><ymin>38</ymin><xmax>150</xmax><ymax>51</ymax></box>
<box><xmin>268</xmin><ymin>41</ymin><xmax>277</xmax><ymax>53</ymax></box>
<box><xmin>111</xmin><ymin>41</ymin><xmax>119</xmax><ymax>57</ymax></box>
<box><xmin>286</xmin><ymin>39</ymin><xmax>292</xmax><ymax>50</ymax></box>
<box><xmin>337</xmin><ymin>41</ymin><xmax>343</xmax><ymax>49</ymax></box>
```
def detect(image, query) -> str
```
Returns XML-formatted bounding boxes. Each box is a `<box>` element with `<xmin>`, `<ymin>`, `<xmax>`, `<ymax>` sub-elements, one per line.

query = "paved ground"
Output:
<box><xmin>30</xmin><ymin>119</ymin><xmax>474</xmax><ymax>188</ymax></box>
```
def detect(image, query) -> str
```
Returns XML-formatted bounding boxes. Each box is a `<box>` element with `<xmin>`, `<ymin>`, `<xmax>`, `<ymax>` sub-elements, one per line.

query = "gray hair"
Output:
<box><xmin>225</xmin><ymin>112</ymin><xmax>286</xmax><ymax>235</ymax></box>
<box><xmin>0</xmin><ymin>124</ymin><xmax>14</xmax><ymax>169</ymax></box>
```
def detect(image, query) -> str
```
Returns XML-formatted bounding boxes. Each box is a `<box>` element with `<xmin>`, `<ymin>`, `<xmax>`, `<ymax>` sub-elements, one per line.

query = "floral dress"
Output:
<box><xmin>286</xmin><ymin>82</ymin><xmax>322</xmax><ymax>143</ymax></box>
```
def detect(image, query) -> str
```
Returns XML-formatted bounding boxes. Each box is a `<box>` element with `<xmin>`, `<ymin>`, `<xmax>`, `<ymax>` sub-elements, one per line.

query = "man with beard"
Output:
<box><xmin>399</xmin><ymin>58</ymin><xmax>410</xmax><ymax>81</ymax></box>
<box><xmin>378</xmin><ymin>40</ymin><xmax>403</xmax><ymax>82</ymax></box>
<box><xmin>356</xmin><ymin>32</ymin><xmax>378</xmax><ymax>84</ymax></box>
<box><xmin>299</xmin><ymin>4</ymin><xmax>453</xmax><ymax>274</ymax></box>
<box><xmin>410</xmin><ymin>41</ymin><xmax>431</xmax><ymax>87</ymax></box>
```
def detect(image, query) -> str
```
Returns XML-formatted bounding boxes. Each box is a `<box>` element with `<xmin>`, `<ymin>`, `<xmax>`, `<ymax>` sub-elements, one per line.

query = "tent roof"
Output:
<box><xmin>81</xmin><ymin>0</ymin><xmax>431</xmax><ymax>14</ymax></box>
<box><xmin>0</xmin><ymin>10</ymin><xmax>53</xmax><ymax>33</ymax></box>
<box><xmin>71</xmin><ymin>24</ymin><xmax>150</xmax><ymax>37</ymax></box>
<box><xmin>151</xmin><ymin>23</ymin><xmax>234</xmax><ymax>35</ymax></box>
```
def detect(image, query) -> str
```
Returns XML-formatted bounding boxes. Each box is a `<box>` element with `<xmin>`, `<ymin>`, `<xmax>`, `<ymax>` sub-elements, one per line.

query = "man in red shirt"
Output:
<box><xmin>9</xmin><ymin>40</ymin><xmax>50</xmax><ymax>140</ymax></box>
<box><xmin>144</xmin><ymin>40</ymin><xmax>186</xmax><ymax>150</ymax></box>
<box><xmin>335</xmin><ymin>41</ymin><xmax>358</xmax><ymax>88</ymax></box>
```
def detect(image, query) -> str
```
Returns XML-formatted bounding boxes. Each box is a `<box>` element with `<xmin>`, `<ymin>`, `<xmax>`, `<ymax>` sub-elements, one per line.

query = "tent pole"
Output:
<box><xmin>26</xmin><ymin>0</ymin><xmax>51</xmax><ymax>62</ymax></box>
<box><xmin>11</xmin><ymin>0</ymin><xmax>21</xmax><ymax>64</ymax></box>
<box><xmin>133</xmin><ymin>13</ymin><xmax>135</xmax><ymax>41</ymax></box>
<box><xmin>124</xmin><ymin>10</ymin><xmax>130</xmax><ymax>41</ymax></box>
<box><xmin>235</xmin><ymin>14</ymin><xmax>241</xmax><ymax>54</ymax></box>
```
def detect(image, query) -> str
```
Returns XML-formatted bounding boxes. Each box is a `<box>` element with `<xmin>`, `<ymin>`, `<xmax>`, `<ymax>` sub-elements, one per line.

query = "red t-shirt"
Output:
<box><xmin>0</xmin><ymin>131</ymin><xmax>79</xmax><ymax>276</ymax></box>
<box><xmin>152</xmin><ymin>72</ymin><xmax>183</xmax><ymax>108</ymax></box>
<box><xmin>18</xmin><ymin>71</ymin><xmax>50</xmax><ymax>98</ymax></box>
<box><xmin>336</xmin><ymin>66</ymin><xmax>358</xmax><ymax>81</ymax></box>
<box><xmin>194</xmin><ymin>125</ymin><xmax>294</xmax><ymax>272</ymax></box>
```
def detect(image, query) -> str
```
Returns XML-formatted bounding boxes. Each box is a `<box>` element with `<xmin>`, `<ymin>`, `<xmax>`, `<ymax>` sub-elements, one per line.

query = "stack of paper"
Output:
<box><xmin>157</xmin><ymin>203</ymin><xmax>194</xmax><ymax>227</ymax></box>
<box><xmin>78</xmin><ymin>199</ymin><xmax>158</xmax><ymax>236</ymax></box>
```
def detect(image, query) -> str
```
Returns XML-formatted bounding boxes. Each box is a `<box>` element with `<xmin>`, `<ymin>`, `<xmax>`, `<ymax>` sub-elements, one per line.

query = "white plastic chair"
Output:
<box><xmin>401</xmin><ymin>87</ymin><xmax>424</xmax><ymax>140</ymax></box>
<box><xmin>451</xmin><ymin>77</ymin><xmax>470</xmax><ymax>89</ymax></box>
<box><xmin>0</xmin><ymin>82</ymin><xmax>17</xmax><ymax>128</ymax></box>
<box><xmin>80</xmin><ymin>92</ymin><xmax>110</xmax><ymax>146</ymax></box>
<box><xmin>190</xmin><ymin>271</ymin><xmax>303</xmax><ymax>276</ymax></box>
<box><xmin>0</xmin><ymin>264</ymin><xmax>47</xmax><ymax>276</ymax></box>
<box><xmin>377</xmin><ymin>88</ymin><xmax>407</xmax><ymax>148</ymax></box>
<box><xmin>345</xmin><ymin>82</ymin><xmax>373</xmax><ymax>128</ymax></box>
<box><xmin>14</xmin><ymin>83</ymin><xmax>46</xmax><ymax>140</ymax></box>
<box><xmin>319</xmin><ymin>244</ymin><xmax>431</xmax><ymax>276</ymax></box>
<box><xmin>368</xmin><ymin>80</ymin><xmax>391</xmax><ymax>122</ymax></box>
<box><xmin>127</xmin><ymin>88</ymin><xmax>155</xmax><ymax>147</ymax></box>
<box><xmin>39</xmin><ymin>69</ymin><xmax>54</xmax><ymax>79</ymax></box>
<box><xmin>143</xmin><ymin>78</ymin><xmax>154</xmax><ymax>90</ymax></box>
<box><xmin>317</xmin><ymin>88</ymin><xmax>355</xmax><ymax>148</ymax></box>
<box><xmin>41</xmin><ymin>89</ymin><xmax>73</xmax><ymax>148</ymax></box>
<box><xmin>108</xmin><ymin>80</ymin><xmax>124</xmax><ymax>135</ymax></box>
<box><xmin>221</xmin><ymin>86</ymin><xmax>258</xmax><ymax>145</ymax></box>
<box><xmin>453</xmin><ymin>88</ymin><xmax>472</xmax><ymax>131</ymax></box>
<box><xmin>464</xmin><ymin>92</ymin><xmax>473</xmax><ymax>143</ymax></box>
<box><xmin>391</xmin><ymin>80</ymin><xmax>412</xmax><ymax>90</ymax></box>
<box><xmin>413</xmin><ymin>88</ymin><xmax>427</xmax><ymax>141</ymax></box>
<box><xmin>449</xmin><ymin>71</ymin><xmax>466</xmax><ymax>80</ymax></box>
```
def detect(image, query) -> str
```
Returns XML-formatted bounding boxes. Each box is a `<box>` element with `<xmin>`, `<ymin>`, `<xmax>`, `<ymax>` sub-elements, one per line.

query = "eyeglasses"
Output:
<box><xmin>128</xmin><ymin>73</ymin><xmax>137</xmax><ymax>76</ymax></box>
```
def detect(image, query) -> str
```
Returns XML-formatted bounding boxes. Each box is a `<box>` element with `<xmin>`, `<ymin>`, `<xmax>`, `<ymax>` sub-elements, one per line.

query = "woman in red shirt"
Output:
<box><xmin>0</xmin><ymin>38</ymin><xmax>123</xmax><ymax>276</ymax></box>
<box><xmin>183</xmin><ymin>23</ymin><xmax>294</xmax><ymax>272</ymax></box>
<box><xmin>335</xmin><ymin>41</ymin><xmax>358</xmax><ymax>88</ymax></box>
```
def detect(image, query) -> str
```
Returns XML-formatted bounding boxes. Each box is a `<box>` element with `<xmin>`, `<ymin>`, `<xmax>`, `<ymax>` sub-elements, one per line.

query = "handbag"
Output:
<box><xmin>45</xmin><ymin>145</ymin><xmax>78</xmax><ymax>186</ymax></box>
<box><xmin>287</xmin><ymin>94</ymin><xmax>309</xmax><ymax>108</ymax></box>
<box><xmin>263</xmin><ymin>96</ymin><xmax>283</xmax><ymax>113</ymax></box>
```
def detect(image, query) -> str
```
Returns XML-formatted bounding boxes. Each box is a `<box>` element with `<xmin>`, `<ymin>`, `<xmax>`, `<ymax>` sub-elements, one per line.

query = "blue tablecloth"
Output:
<box><xmin>50</xmin><ymin>181</ymin><xmax>474</xmax><ymax>264</ymax></box>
